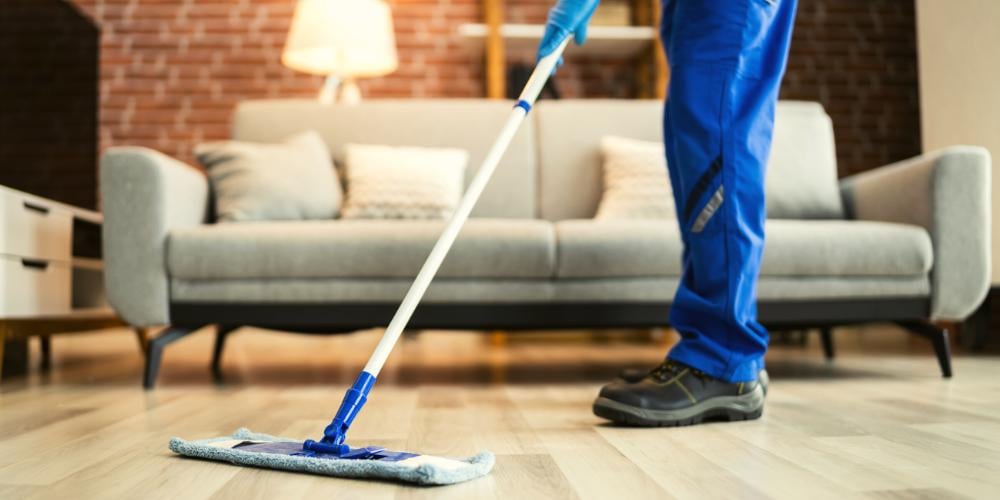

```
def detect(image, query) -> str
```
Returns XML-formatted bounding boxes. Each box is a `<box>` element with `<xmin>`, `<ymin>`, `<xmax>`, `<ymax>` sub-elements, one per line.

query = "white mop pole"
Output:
<box><xmin>362</xmin><ymin>39</ymin><xmax>570</xmax><ymax>376</ymax></box>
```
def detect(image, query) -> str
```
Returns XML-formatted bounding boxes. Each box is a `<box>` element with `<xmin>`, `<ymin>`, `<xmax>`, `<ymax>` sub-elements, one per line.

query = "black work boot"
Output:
<box><xmin>619</xmin><ymin>366</ymin><xmax>769</xmax><ymax>395</ymax></box>
<box><xmin>595</xmin><ymin>361</ymin><xmax>765</xmax><ymax>427</ymax></box>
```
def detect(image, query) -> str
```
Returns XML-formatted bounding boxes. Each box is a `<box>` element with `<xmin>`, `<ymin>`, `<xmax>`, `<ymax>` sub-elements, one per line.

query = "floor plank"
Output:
<box><xmin>1</xmin><ymin>325</ymin><xmax>997</xmax><ymax>499</ymax></box>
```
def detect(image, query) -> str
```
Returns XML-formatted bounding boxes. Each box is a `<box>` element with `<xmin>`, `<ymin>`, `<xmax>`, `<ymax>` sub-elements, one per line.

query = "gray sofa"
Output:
<box><xmin>100</xmin><ymin>99</ymin><xmax>991</xmax><ymax>387</ymax></box>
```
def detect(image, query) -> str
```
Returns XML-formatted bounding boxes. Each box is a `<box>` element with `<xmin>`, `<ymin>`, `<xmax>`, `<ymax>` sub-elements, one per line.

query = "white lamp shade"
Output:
<box><xmin>282</xmin><ymin>0</ymin><xmax>398</xmax><ymax>78</ymax></box>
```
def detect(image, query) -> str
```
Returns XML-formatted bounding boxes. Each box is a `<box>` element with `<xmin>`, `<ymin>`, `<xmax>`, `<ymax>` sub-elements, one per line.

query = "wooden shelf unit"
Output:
<box><xmin>458</xmin><ymin>23</ymin><xmax>657</xmax><ymax>57</ymax></box>
<box><xmin>468</xmin><ymin>0</ymin><xmax>668</xmax><ymax>100</ymax></box>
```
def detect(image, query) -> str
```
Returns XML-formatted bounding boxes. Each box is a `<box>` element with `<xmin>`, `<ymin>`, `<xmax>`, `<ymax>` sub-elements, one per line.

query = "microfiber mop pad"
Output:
<box><xmin>169</xmin><ymin>428</ymin><xmax>495</xmax><ymax>486</ymax></box>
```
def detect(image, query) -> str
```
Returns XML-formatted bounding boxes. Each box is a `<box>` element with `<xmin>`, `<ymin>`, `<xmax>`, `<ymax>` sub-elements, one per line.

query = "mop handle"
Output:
<box><xmin>362</xmin><ymin>38</ymin><xmax>570</xmax><ymax>376</ymax></box>
<box><xmin>305</xmin><ymin>39</ymin><xmax>571</xmax><ymax>454</ymax></box>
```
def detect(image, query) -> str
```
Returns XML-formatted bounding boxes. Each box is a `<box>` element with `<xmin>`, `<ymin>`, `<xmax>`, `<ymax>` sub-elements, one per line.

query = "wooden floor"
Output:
<box><xmin>1</xmin><ymin>325</ymin><xmax>998</xmax><ymax>499</ymax></box>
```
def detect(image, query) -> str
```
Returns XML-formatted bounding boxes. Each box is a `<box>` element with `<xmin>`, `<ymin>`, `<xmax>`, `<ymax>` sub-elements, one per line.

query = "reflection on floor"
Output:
<box><xmin>1</xmin><ymin>325</ymin><xmax>997</xmax><ymax>499</ymax></box>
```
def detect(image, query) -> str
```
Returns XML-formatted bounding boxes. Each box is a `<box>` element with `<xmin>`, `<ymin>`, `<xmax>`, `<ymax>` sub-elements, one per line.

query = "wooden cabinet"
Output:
<box><xmin>0</xmin><ymin>184</ymin><xmax>121</xmax><ymax>382</ymax></box>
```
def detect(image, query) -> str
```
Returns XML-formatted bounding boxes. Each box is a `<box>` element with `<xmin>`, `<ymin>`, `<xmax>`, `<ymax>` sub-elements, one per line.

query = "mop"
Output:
<box><xmin>169</xmin><ymin>39</ymin><xmax>570</xmax><ymax>486</ymax></box>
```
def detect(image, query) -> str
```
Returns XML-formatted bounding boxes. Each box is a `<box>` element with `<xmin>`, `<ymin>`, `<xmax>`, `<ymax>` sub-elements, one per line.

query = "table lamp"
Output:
<box><xmin>282</xmin><ymin>0</ymin><xmax>398</xmax><ymax>105</ymax></box>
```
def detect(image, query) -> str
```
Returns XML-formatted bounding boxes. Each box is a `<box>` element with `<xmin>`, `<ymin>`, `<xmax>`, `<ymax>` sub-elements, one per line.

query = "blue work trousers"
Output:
<box><xmin>661</xmin><ymin>0</ymin><xmax>798</xmax><ymax>382</ymax></box>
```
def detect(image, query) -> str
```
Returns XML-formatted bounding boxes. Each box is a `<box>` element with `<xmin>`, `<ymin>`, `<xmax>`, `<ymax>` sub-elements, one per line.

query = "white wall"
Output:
<box><xmin>916</xmin><ymin>0</ymin><xmax>1000</xmax><ymax>284</ymax></box>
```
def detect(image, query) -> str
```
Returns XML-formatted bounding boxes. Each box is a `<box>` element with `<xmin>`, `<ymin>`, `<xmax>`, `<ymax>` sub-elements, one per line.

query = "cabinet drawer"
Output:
<box><xmin>0</xmin><ymin>189</ymin><xmax>73</xmax><ymax>262</ymax></box>
<box><xmin>0</xmin><ymin>255</ymin><xmax>70</xmax><ymax>316</ymax></box>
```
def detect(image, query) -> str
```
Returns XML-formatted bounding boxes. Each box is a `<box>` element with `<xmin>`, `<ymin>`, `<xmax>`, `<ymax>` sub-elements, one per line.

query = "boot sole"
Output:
<box><xmin>593</xmin><ymin>385</ymin><xmax>765</xmax><ymax>427</ymax></box>
<box><xmin>619</xmin><ymin>369</ymin><xmax>769</xmax><ymax>396</ymax></box>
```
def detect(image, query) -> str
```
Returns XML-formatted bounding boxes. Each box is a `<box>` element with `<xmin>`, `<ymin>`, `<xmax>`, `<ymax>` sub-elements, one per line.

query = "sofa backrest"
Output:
<box><xmin>232</xmin><ymin>99</ymin><xmax>538</xmax><ymax>219</ymax></box>
<box><xmin>535</xmin><ymin>100</ymin><xmax>663</xmax><ymax>221</ymax></box>
<box><xmin>767</xmin><ymin>101</ymin><xmax>844</xmax><ymax>219</ymax></box>
<box><xmin>534</xmin><ymin>99</ymin><xmax>845</xmax><ymax>220</ymax></box>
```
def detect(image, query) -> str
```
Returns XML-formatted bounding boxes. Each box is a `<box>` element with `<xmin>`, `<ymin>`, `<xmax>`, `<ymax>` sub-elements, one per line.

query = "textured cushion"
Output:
<box><xmin>167</xmin><ymin>219</ymin><xmax>555</xmax><ymax>280</ymax></box>
<box><xmin>232</xmin><ymin>99</ymin><xmax>537</xmax><ymax>219</ymax></box>
<box><xmin>341</xmin><ymin>143</ymin><xmax>467</xmax><ymax>220</ymax></box>
<box><xmin>595</xmin><ymin>136</ymin><xmax>675</xmax><ymax>219</ymax></box>
<box><xmin>555</xmin><ymin>219</ymin><xmax>932</xmax><ymax>279</ymax></box>
<box><xmin>195</xmin><ymin>130</ymin><xmax>341</xmax><ymax>222</ymax></box>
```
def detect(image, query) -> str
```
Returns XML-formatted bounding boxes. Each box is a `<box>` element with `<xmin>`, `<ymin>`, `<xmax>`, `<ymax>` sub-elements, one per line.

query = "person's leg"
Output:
<box><xmin>660</xmin><ymin>0</ymin><xmax>685</xmax><ymax>234</ymax></box>
<box><xmin>665</xmin><ymin>0</ymin><xmax>797</xmax><ymax>383</ymax></box>
<box><xmin>594</xmin><ymin>0</ymin><xmax>797</xmax><ymax>426</ymax></box>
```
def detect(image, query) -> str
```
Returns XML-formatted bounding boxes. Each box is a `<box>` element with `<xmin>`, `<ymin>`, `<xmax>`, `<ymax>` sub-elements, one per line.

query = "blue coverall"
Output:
<box><xmin>540</xmin><ymin>0</ymin><xmax>798</xmax><ymax>384</ymax></box>
<box><xmin>659</xmin><ymin>0</ymin><xmax>798</xmax><ymax>382</ymax></box>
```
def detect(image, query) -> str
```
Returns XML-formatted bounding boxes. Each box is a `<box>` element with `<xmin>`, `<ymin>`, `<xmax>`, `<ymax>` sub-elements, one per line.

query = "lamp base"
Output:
<box><xmin>339</xmin><ymin>78</ymin><xmax>362</xmax><ymax>105</ymax></box>
<box><xmin>317</xmin><ymin>76</ymin><xmax>362</xmax><ymax>106</ymax></box>
<box><xmin>318</xmin><ymin>76</ymin><xmax>340</xmax><ymax>105</ymax></box>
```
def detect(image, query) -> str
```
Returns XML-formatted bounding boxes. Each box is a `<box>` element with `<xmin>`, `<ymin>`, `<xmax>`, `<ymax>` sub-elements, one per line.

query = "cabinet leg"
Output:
<box><xmin>0</xmin><ymin>329</ymin><xmax>5</xmax><ymax>384</ymax></box>
<box><xmin>819</xmin><ymin>327</ymin><xmax>835</xmax><ymax>361</ymax></box>
<box><xmin>40</xmin><ymin>335</ymin><xmax>52</xmax><ymax>370</ymax></box>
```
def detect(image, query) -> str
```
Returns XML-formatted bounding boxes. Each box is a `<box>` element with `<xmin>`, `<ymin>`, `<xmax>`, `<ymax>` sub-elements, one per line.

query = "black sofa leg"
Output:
<box><xmin>144</xmin><ymin>326</ymin><xmax>194</xmax><ymax>389</ymax></box>
<box><xmin>211</xmin><ymin>325</ymin><xmax>238</xmax><ymax>381</ymax></box>
<box><xmin>898</xmin><ymin>321</ymin><xmax>953</xmax><ymax>378</ymax></box>
<box><xmin>819</xmin><ymin>327</ymin><xmax>835</xmax><ymax>361</ymax></box>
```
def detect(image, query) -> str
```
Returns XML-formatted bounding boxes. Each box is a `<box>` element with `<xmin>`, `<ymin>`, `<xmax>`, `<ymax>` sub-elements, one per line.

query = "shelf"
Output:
<box><xmin>64</xmin><ymin>307</ymin><xmax>116</xmax><ymax>318</ymax></box>
<box><xmin>2</xmin><ymin>307</ymin><xmax>116</xmax><ymax>322</ymax></box>
<box><xmin>72</xmin><ymin>257</ymin><xmax>103</xmax><ymax>270</ymax></box>
<box><xmin>458</xmin><ymin>23</ymin><xmax>657</xmax><ymax>58</ymax></box>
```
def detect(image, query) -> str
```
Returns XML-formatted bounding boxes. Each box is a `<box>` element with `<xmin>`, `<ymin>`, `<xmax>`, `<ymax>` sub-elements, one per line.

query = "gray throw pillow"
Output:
<box><xmin>195</xmin><ymin>131</ymin><xmax>342</xmax><ymax>222</ymax></box>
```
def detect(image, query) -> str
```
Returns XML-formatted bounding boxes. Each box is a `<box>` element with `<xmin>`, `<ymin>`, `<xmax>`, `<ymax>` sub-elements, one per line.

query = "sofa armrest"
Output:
<box><xmin>100</xmin><ymin>147</ymin><xmax>209</xmax><ymax>326</ymax></box>
<box><xmin>839</xmin><ymin>146</ymin><xmax>991</xmax><ymax>321</ymax></box>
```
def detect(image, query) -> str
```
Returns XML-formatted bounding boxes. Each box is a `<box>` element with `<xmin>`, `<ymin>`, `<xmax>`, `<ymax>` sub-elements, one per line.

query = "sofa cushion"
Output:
<box><xmin>534</xmin><ymin>100</ymin><xmax>844</xmax><ymax>220</ymax></box>
<box><xmin>341</xmin><ymin>143</ymin><xmax>467</xmax><ymax>220</ymax></box>
<box><xmin>232</xmin><ymin>99</ymin><xmax>538</xmax><ymax>219</ymax></box>
<box><xmin>766</xmin><ymin>102</ymin><xmax>844</xmax><ymax>219</ymax></box>
<box><xmin>555</xmin><ymin>219</ymin><xmax>932</xmax><ymax>279</ymax></box>
<box><xmin>595</xmin><ymin>136</ymin><xmax>675</xmax><ymax>219</ymax></box>
<box><xmin>168</xmin><ymin>219</ymin><xmax>555</xmax><ymax>280</ymax></box>
<box><xmin>556</xmin><ymin>220</ymin><xmax>684</xmax><ymax>278</ymax></box>
<box><xmin>195</xmin><ymin>130</ymin><xmax>342</xmax><ymax>222</ymax></box>
<box><xmin>535</xmin><ymin>100</ymin><xmax>663</xmax><ymax>221</ymax></box>
<box><xmin>762</xmin><ymin>220</ymin><xmax>932</xmax><ymax>277</ymax></box>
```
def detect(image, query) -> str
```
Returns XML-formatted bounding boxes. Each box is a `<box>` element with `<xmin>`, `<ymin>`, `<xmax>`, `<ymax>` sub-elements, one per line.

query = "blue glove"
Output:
<box><xmin>536</xmin><ymin>0</ymin><xmax>601</xmax><ymax>64</ymax></box>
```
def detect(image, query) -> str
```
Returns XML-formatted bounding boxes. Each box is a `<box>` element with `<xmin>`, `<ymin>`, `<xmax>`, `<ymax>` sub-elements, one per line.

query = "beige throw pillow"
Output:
<box><xmin>195</xmin><ymin>131</ymin><xmax>341</xmax><ymax>222</ymax></box>
<box><xmin>342</xmin><ymin>144</ymin><xmax>468</xmax><ymax>220</ymax></box>
<box><xmin>595</xmin><ymin>136</ymin><xmax>675</xmax><ymax>219</ymax></box>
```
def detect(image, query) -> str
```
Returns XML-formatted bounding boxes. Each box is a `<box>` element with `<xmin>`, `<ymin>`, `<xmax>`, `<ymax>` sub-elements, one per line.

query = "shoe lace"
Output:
<box><xmin>649</xmin><ymin>360</ymin><xmax>709</xmax><ymax>382</ymax></box>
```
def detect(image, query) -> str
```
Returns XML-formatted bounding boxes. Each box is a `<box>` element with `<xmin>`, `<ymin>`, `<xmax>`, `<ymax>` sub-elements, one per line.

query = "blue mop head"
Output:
<box><xmin>169</xmin><ymin>428</ymin><xmax>495</xmax><ymax>486</ymax></box>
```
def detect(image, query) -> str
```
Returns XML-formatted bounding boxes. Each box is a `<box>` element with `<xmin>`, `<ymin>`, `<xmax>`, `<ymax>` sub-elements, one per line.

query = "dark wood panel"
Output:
<box><xmin>0</xmin><ymin>1</ymin><xmax>99</xmax><ymax>210</ymax></box>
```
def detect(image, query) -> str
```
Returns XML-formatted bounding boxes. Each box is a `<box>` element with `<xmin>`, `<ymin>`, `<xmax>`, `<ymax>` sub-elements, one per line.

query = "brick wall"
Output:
<box><xmin>783</xmin><ymin>1</ymin><xmax>920</xmax><ymax>176</ymax></box>
<box><xmin>68</xmin><ymin>0</ymin><xmax>919</xmax><ymax>175</ymax></box>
